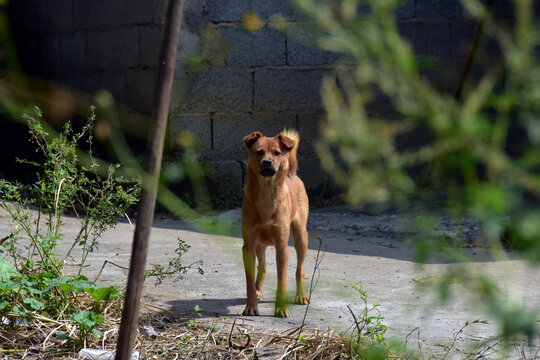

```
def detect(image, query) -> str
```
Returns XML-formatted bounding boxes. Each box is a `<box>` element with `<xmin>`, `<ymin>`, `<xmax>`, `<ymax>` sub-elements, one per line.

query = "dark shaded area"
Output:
<box><xmin>2</xmin><ymin>0</ymin><xmax>538</xmax><ymax>210</ymax></box>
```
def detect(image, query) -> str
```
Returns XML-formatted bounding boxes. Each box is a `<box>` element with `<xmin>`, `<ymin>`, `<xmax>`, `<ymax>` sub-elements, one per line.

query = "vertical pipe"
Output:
<box><xmin>454</xmin><ymin>0</ymin><xmax>494</xmax><ymax>101</ymax></box>
<box><xmin>115</xmin><ymin>0</ymin><xmax>185</xmax><ymax>359</ymax></box>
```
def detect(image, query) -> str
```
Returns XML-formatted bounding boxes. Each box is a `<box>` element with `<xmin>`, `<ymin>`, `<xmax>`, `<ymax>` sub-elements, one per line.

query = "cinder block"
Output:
<box><xmin>102</xmin><ymin>0</ymin><xmax>131</xmax><ymax>27</ymax></box>
<box><xmin>169</xmin><ymin>72</ymin><xmax>198</xmax><ymax>115</ymax></box>
<box><xmin>297</xmin><ymin>113</ymin><xmax>324</xmax><ymax>158</ymax></box>
<box><xmin>416</xmin><ymin>0</ymin><xmax>463</xmax><ymax>19</ymax></box>
<box><xmin>181</xmin><ymin>70</ymin><xmax>253</xmax><ymax>114</ymax></box>
<box><xmin>176</xmin><ymin>29</ymin><xmax>201</xmax><ymax>67</ymax></box>
<box><xmin>450</xmin><ymin>21</ymin><xmax>475</xmax><ymax>62</ymax></box>
<box><xmin>64</xmin><ymin>72</ymin><xmax>83</xmax><ymax>91</ymax></box>
<box><xmin>46</xmin><ymin>0</ymin><xmax>73</xmax><ymax>33</ymax></box>
<box><xmin>297</xmin><ymin>158</ymin><xmax>329</xmax><ymax>191</ymax></box>
<box><xmin>251</xmin><ymin>0</ymin><xmax>302</xmax><ymax>21</ymax></box>
<box><xmin>110</xmin><ymin>26</ymin><xmax>139</xmax><ymax>69</ymax></box>
<box><xmin>356</xmin><ymin>2</ymin><xmax>414</xmax><ymax>19</ymax></box>
<box><xmin>169</xmin><ymin>115</ymin><xmax>212</xmax><ymax>157</ymax></box>
<box><xmin>73</xmin><ymin>0</ymin><xmax>112</xmax><ymax>30</ymax></box>
<box><xmin>41</xmin><ymin>36</ymin><xmax>61</xmax><ymax>76</ymax></box>
<box><xmin>212</xmin><ymin>113</ymin><xmax>296</xmax><ymax>160</ymax></box>
<box><xmin>399</xmin><ymin>21</ymin><xmax>452</xmax><ymax>60</ymax></box>
<box><xmin>74</xmin><ymin>0</ymin><xmax>129</xmax><ymax>29</ymax></box>
<box><xmin>86</xmin><ymin>30</ymin><xmax>113</xmax><ymax>70</ymax></box>
<box><xmin>25</xmin><ymin>0</ymin><xmax>48</xmax><ymax>33</ymax></box>
<box><xmin>206</xmin><ymin>0</ymin><xmax>250</xmax><ymax>22</ymax></box>
<box><xmin>286</xmin><ymin>25</ymin><xmax>341</xmax><ymax>66</ymax></box>
<box><xmin>117</xmin><ymin>109</ymin><xmax>151</xmax><ymax>140</ymax></box>
<box><xmin>85</xmin><ymin>27</ymin><xmax>138</xmax><ymax>70</ymax></box>
<box><xmin>183</xmin><ymin>0</ymin><xmax>206</xmax><ymax>36</ymax></box>
<box><xmin>77</xmin><ymin>73</ymin><xmax>100</xmax><ymax>95</ymax></box>
<box><xmin>253</xmin><ymin>69</ymin><xmax>330</xmax><ymax>112</ymax></box>
<box><xmin>99</xmin><ymin>70</ymin><xmax>126</xmax><ymax>104</ymax></box>
<box><xmin>128</xmin><ymin>0</ymin><xmax>168</xmax><ymax>25</ymax></box>
<box><xmin>60</xmin><ymin>32</ymin><xmax>86</xmax><ymax>71</ymax></box>
<box><xmin>205</xmin><ymin>160</ymin><xmax>244</xmax><ymax>208</ymax></box>
<box><xmin>139</xmin><ymin>24</ymin><xmax>163</xmax><ymax>68</ymax></box>
<box><xmin>395</xmin><ymin>0</ymin><xmax>415</xmax><ymax>18</ymax></box>
<box><xmin>72</xmin><ymin>0</ymin><xmax>89</xmax><ymax>30</ymax></box>
<box><xmin>223</xmin><ymin>26</ymin><xmax>286</xmax><ymax>66</ymax></box>
<box><xmin>125</xmin><ymin>69</ymin><xmax>157</xmax><ymax>113</ymax></box>
<box><xmin>496</xmin><ymin>0</ymin><xmax>515</xmax><ymax>18</ymax></box>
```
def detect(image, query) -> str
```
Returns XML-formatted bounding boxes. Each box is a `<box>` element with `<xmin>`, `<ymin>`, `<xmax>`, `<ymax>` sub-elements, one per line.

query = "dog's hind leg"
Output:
<box><xmin>255</xmin><ymin>245</ymin><xmax>267</xmax><ymax>300</ymax></box>
<box><xmin>292</xmin><ymin>219</ymin><xmax>309</xmax><ymax>305</ymax></box>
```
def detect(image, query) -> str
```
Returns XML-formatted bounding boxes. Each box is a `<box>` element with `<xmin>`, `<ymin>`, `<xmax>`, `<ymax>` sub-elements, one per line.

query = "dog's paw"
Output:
<box><xmin>295</xmin><ymin>294</ymin><xmax>310</xmax><ymax>305</ymax></box>
<box><xmin>274</xmin><ymin>306</ymin><xmax>291</xmax><ymax>318</ymax></box>
<box><xmin>256</xmin><ymin>289</ymin><xmax>263</xmax><ymax>300</ymax></box>
<box><xmin>242</xmin><ymin>305</ymin><xmax>259</xmax><ymax>316</ymax></box>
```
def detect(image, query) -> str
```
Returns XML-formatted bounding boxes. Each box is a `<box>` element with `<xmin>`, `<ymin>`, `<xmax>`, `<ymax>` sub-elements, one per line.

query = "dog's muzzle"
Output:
<box><xmin>260</xmin><ymin>159</ymin><xmax>276</xmax><ymax>177</ymax></box>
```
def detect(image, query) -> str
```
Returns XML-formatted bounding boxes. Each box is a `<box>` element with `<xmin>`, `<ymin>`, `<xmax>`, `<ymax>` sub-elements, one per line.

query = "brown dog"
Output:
<box><xmin>241</xmin><ymin>130</ymin><xmax>309</xmax><ymax>317</ymax></box>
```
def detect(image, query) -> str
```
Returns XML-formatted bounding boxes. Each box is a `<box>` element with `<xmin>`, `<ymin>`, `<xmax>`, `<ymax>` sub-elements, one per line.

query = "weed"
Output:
<box><xmin>348</xmin><ymin>282</ymin><xmax>387</xmax><ymax>344</ymax></box>
<box><xmin>0</xmin><ymin>106</ymin><xmax>139</xmax><ymax>346</ymax></box>
<box><xmin>145</xmin><ymin>238</ymin><xmax>203</xmax><ymax>286</ymax></box>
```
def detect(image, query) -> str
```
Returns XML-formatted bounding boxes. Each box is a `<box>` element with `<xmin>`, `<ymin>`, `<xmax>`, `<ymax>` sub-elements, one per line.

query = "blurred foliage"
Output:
<box><xmin>293</xmin><ymin>0</ymin><xmax>540</xmax><ymax>350</ymax></box>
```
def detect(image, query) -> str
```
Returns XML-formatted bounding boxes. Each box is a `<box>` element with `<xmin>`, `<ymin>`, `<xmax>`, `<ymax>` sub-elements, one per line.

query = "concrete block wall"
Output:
<box><xmin>170</xmin><ymin>0</ymin><xmax>518</xmax><ymax>205</ymax></box>
<box><xmin>7</xmin><ymin>0</ymin><xmax>521</xmax><ymax>207</ymax></box>
<box><xmin>9</xmin><ymin>0</ymin><xmax>170</xmax><ymax>118</ymax></box>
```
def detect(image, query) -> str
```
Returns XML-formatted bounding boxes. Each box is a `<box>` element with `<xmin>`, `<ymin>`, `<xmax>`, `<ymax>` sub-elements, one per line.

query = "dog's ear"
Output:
<box><xmin>276</xmin><ymin>134</ymin><xmax>295</xmax><ymax>152</ymax></box>
<box><xmin>243</xmin><ymin>132</ymin><xmax>263</xmax><ymax>149</ymax></box>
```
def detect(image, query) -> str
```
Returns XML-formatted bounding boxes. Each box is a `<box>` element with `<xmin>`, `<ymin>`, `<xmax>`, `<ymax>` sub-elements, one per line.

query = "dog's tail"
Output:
<box><xmin>281</xmin><ymin>129</ymin><xmax>300</xmax><ymax>176</ymax></box>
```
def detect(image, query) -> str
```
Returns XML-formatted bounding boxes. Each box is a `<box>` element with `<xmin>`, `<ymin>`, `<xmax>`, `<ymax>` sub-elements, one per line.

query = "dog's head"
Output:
<box><xmin>243</xmin><ymin>132</ymin><xmax>295</xmax><ymax>178</ymax></box>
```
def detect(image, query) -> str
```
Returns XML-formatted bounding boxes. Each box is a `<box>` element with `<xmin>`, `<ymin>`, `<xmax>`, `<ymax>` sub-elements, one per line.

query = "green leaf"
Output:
<box><xmin>12</xmin><ymin>306</ymin><xmax>30</xmax><ymax>317</ymax></box>
<box><xmin>55</xmin><ymin>332</ymin><xmax>71</xmax><ymax>340</ymax></box>
<box><xmin>23</xmin><ymin>298</ymin><xmax>45</xmax><ymax>311</ymax></box>
<box><xmin>71</xmin><ymin>310</ymin><xmax>105</xmax><ymax>330</ymax></box>
<box><xmin>85</xmin><ymin>285</ymin><xmax>120</xmax><ymax>303</ymax></box>
<box><xmin>91</xmin><ymin>328</ymin><xmax>103</xmax><ymax>339</ymax></box>
<box><xmin>70</xmin><ymin>279</ymin><xmax>96</xmax><ymax>291</ymax></box>
<box><xmin>0</xmin><ymin>258</ymin><xmax>19</xmax><ymax>281</ymax></box>
<box><xmin>72</xmin><ymin>310</ymin><xmax>94</xmax><ymax>328</ymax></box>
<box><xmin>0</xmin><ymin>299</ymin><xmax>10</xmax><ymax>310</ymax></box>
<box><xmin>21</xmin><ymin>278</ymin><xmax>44</xmax><ymax>295</ymax></box>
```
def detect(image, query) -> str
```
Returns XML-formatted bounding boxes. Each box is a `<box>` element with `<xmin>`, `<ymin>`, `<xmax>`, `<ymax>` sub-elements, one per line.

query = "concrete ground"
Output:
<box><xmin>1</xmin><ymin>205</ymin><xmax>539</xmax><ymax>357</ymax></box>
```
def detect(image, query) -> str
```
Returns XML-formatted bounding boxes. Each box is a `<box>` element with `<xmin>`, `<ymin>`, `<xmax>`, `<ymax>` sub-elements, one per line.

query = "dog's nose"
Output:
<box><xmin>262</xmin><ymin>159</ymin><xmax>273</xmax><ymax>167</ymax></box>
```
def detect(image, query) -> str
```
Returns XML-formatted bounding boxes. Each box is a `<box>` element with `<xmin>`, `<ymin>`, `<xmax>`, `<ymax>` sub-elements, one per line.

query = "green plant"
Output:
<box><xmin>348</xmin><ymin>282</ymin><xmax>387</xmax><ymax>345</ymax></box>
<box><xmin>145</xmin><ymin>238</ymin><xmax>203</xmax><ymax>286</ymax></box>
<box><xmin>0</xmin><ymin>106</ymin><xmax>138</xmax><ymax>345</ymax></box>
<box><xmin>1</xmin><ymin>106</ymin><xmax>140</xmax><ymax>275</ymax></box>
<box><xmin>70</xmin><ymin>310</ymin><xmax>106</xmax><ymax>344</ymax></box>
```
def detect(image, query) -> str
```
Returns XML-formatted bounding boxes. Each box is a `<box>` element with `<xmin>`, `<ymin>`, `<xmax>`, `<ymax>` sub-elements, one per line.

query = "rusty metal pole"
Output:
<box><xmin>454</xmin><ymin>0</ymin><xmax>494</xmax><ymax>101</ymax></box>
<box><xmin>115</xmin><ymin>0</ymin><xmax>185</xmax><ymax>359</ymax></box>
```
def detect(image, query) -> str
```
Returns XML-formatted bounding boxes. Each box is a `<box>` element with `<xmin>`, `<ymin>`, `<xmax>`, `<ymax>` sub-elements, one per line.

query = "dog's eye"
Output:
<box><xmin>274</xmin><ymin>151</ymin><xmax>281</xmax><ymax>156</ymax></box>
<box><xmin>256</xmin><ymin>150</ymin><xmax>264</xmax><ymax>156</ymax></box>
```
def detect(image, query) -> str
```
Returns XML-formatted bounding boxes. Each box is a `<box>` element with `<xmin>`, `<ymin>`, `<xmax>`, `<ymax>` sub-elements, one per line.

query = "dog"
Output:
<box><xmin>241</xmin><ymin>129</ymin><xmax>309</xmax><ymax>317</ymax></box>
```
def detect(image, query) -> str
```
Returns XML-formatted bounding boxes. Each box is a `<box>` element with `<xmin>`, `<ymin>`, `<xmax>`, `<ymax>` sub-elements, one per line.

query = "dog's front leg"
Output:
<box><xmin>242</xmin><ymin>243</ymin><xmax>259</xmax><ymax>316</ymax></box>
<box><xmin>274</xmin><ymin>239</ymin><xmax>290</xmax><ymax>317</ymax></box>
<box><xmin>255</xmin><ymin>245</ymin><xmax>267</xmax><ymax>300</ymax></box>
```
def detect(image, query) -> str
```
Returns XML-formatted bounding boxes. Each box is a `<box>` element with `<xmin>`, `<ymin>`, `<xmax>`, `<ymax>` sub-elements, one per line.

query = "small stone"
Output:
<box><xmin>255</xmin><ymin>344</ymin><xmax>286</xmax><ymax>360</ymax></box>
